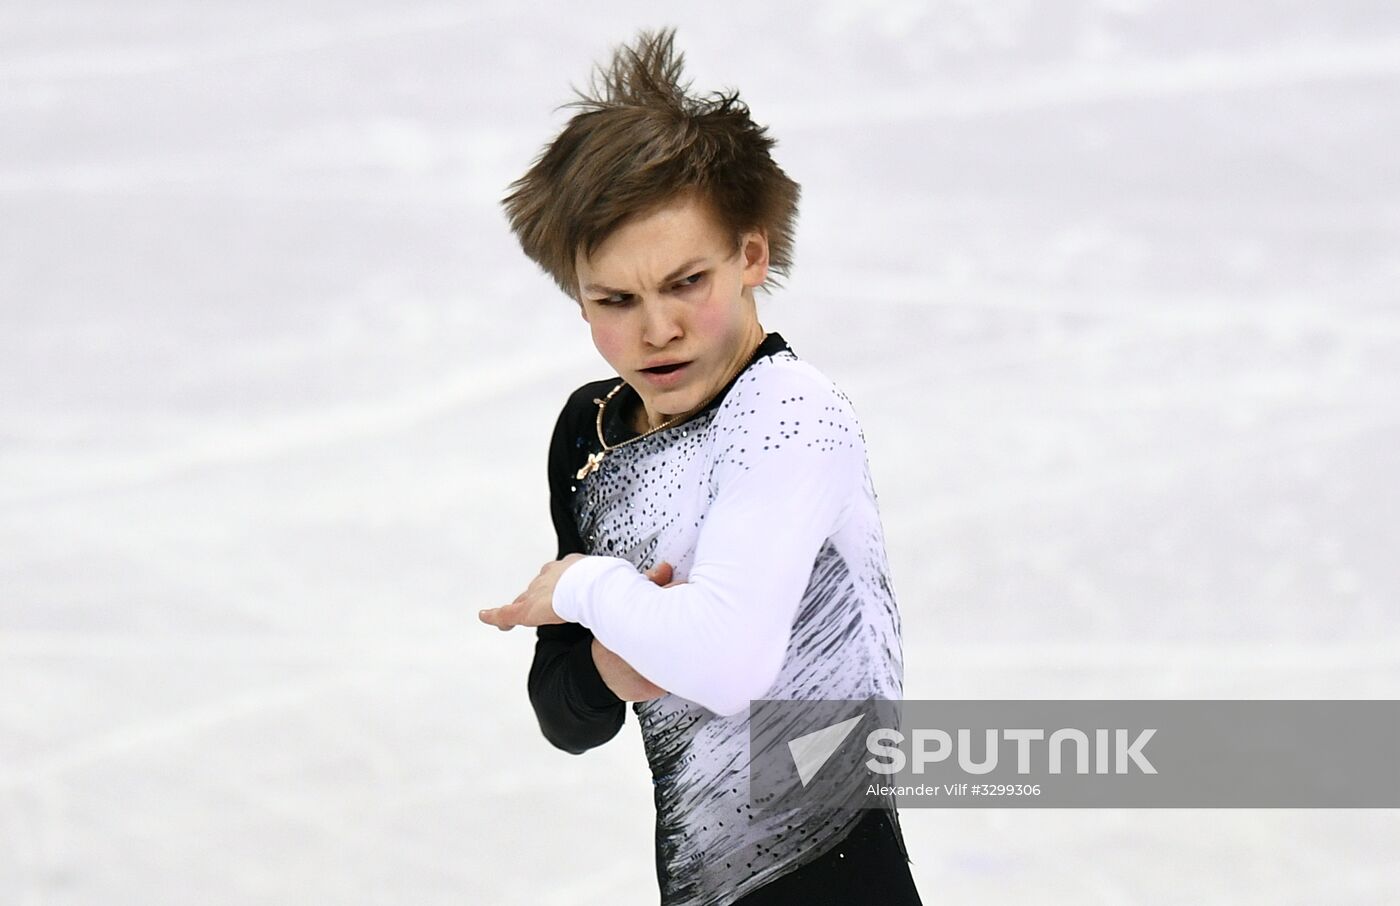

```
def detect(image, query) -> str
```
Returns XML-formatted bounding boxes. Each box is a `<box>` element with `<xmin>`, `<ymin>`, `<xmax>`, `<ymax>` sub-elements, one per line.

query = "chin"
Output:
<box><xmin>649</xmin><ymin>390</ymin><xmax>696</xmax><ymax>418</ymax></box>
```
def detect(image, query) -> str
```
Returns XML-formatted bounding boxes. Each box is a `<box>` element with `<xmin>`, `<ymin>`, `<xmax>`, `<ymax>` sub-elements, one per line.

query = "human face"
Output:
<box><xmin>576</xmin><ymin>195</ymin><xmax>770</xmax><ymax>431</ymax></box>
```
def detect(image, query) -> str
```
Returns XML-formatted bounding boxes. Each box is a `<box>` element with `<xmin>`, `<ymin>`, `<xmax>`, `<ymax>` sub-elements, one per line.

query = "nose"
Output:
<box><xmin>640</xmin><ymin>295</ymin><xmax>683</xmax><ymax>348</ymax></box>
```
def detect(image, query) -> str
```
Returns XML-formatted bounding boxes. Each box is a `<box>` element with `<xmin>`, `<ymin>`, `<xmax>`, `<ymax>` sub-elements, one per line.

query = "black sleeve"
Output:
<box><xmin>527</xmin><ymin>388</ymin><xmax>627</xmax><ymax>755</ymax></box>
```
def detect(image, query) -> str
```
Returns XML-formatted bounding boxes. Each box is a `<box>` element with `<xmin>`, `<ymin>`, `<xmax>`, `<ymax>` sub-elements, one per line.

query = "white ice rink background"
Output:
<box><xmin>2</xmin><ymin>2</ymin><xmax>1398</xmax><ymax>903</ymax></box>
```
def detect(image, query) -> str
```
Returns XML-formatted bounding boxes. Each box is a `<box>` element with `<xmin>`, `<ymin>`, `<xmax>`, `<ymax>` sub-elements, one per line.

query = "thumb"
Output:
<box><xmin>478</xmin><ymin>607</ymin><xmax>511</xmax><ymax>631</ymax></box>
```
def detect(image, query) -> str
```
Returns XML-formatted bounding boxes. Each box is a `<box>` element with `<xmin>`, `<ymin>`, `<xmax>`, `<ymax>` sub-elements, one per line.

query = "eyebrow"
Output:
<box><xmin>582</xmin><ymin>257</ymin><xmax>708</xmax><ymax>296</ymax></box>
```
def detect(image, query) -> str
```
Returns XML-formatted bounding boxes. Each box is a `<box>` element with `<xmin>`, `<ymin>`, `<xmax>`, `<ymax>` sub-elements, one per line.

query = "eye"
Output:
<box><xmin>592</xmin><ymin>293</ymin><xmax>633</xmax><ymax>307</ymax></box>
<box><xmin>673</xmin><ymin>272</ymin><xmax>706</xmax><ymax>291</ymax></box>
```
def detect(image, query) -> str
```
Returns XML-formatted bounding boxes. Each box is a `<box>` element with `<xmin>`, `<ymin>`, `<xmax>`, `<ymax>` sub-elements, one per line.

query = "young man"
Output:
<box><xmin>479</xmin><ymin>29</ymin><xmax>921</xmax><ymax>906</ymax></box>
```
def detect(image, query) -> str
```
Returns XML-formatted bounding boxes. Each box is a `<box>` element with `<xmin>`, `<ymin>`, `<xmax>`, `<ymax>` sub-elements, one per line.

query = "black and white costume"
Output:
<box><xmin>530</xmin><ymin>333</ymin><xmax>917</xmax><ymax>906</ymax></box>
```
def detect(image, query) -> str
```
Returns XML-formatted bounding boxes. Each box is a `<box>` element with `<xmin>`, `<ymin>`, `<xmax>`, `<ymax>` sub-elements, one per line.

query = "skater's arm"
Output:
<box><xmin>525</xmin><ymin>392</ymin><xmax>629</xmax><ymax>754</ymax></box>
<box><xmin>527</xmin><ymin>577</ymin><xmax>667</xmax><ymax>753</ymax></box>
<box><xmin>528</xmin><ymin>623</ymin><xmax>626</xmax><ymax>754</ymax></box>
<box><xmin>552</xmin><ymin>369</ymin><xmax>864</xmax><ymax>717</ymax></box>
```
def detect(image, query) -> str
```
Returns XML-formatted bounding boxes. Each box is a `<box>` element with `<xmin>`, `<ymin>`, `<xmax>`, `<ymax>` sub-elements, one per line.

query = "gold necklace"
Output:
<box><xmin>575</xmin><ymin>382</ymin><xmax>704</xmax><ymax>480</ymax></box>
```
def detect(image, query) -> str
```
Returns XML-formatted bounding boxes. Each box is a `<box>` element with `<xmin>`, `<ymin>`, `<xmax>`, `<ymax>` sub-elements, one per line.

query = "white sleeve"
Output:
<box><xmin>551</xmin><ymin>368</ymin><xmax>864</xmax><ymax>717</ymax></box>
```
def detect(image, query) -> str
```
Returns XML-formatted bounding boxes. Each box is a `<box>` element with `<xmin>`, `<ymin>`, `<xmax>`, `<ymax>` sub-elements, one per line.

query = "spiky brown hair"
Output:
<box><xmin>501</xmin><ymin>28</ymin><xmax>801</xmax><ymax>299</ymax></box>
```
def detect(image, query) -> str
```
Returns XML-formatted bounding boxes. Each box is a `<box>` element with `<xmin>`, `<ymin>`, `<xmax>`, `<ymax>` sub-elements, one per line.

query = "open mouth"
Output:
<box><xmin>642</xmin><ymin>362</ymin><xmax>688</xmax><ymax>375</ymax></box>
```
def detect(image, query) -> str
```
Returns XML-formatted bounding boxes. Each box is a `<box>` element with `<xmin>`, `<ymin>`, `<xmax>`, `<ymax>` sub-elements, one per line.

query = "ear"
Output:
<box><xmin>576</xmin><ymin>296</ymin><xmax>590</xmax><ymax>323</ymax></box>
<box><xmin>739</xmin><ymin>230</ymin><xmax>770</xmax><ymax>289</ymax></box>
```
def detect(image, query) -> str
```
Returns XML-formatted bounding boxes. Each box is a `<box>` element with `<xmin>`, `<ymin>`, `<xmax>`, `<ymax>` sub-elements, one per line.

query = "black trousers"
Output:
<box><xmin>731</xmin><ymin>809</ymin><xmax>923</xmax><ymax>905</ymax></box>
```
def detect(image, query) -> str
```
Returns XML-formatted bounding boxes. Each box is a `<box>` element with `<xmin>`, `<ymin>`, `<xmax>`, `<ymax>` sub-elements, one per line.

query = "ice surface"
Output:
<box><xmin>2</xmin><ymin>2</ymin><xmax>1398</xmax><ymax>903</ymax></box>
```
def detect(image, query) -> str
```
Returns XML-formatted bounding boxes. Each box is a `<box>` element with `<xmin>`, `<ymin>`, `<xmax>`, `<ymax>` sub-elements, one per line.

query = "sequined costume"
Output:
<box><xmin>529</xmin><ymin>333</ymin><xmax>916</xmax><ymax>906</ymax></box>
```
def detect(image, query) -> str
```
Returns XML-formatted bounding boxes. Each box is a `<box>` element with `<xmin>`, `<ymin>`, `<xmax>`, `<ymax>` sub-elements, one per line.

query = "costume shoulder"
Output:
<box><xmin>549</xmin><ymin>377</ymin><xmax>616</xmax><ymax>471</ymax></box>
<box><xmin>713</xmin><ymin>352</ymin><xmax>863</xmax><ymax>444</ymax></box>
<box><xmin>558</xmin><ymin>377</ymin><xmax>618</xmax><ymax>431</ymax></box>
<box><xmin>545</xmin><ymin>377</ymin><xmax>616</xmax><ymax>560</ymax></box>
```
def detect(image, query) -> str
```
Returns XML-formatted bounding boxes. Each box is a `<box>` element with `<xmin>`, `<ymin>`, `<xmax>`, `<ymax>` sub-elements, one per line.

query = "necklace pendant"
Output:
<box><xmin>576</xmin><ymin>450</ymin><xmax>605</xmax><ymax>481</ymax></box>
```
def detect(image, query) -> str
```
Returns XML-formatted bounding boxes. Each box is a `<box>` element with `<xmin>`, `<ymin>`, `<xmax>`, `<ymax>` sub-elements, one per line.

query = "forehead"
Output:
<box><xmin>577</xmin><ymin>195</ymin><xmax>731</xmax><ymax>281</ymax></box>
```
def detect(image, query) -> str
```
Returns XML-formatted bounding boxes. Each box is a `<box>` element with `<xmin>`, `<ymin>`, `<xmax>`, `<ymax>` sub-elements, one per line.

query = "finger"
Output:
<box><xmin>647</xmin><ymin>561</ymin><xmax>674</xmax><ymax>585</ymax></box>
<box><xmin>478</xmin><ymin>607</ymin><xmax>516</xmax><ymax>631</ymax></box>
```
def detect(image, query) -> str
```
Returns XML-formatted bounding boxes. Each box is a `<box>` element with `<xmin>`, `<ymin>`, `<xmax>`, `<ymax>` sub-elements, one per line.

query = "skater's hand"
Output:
<box><xmin>643</xmin><ymin>560</ymin><xmax>682</xmax><ymax>590</ymax></box>
<box><xmin>592</xmin><ymin>561</ymin><xmax>677</xmax><ymax>701</ymax></box>
<box><xmin>479</xmin><ymin>554</ymin><xmax>585</xmax><ymax>631</ymax></box>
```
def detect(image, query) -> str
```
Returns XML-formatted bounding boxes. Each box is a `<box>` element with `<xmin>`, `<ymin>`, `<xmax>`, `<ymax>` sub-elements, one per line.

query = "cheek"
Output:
<box><xmin>692</xmin><ymin>285</ymin><xmax>743</xmax><ymax>336</ymax></box>
<box><xmin>586</xmin><ymin>311</ymin><xmax>628</xmax><ymax>363</ymax></box>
